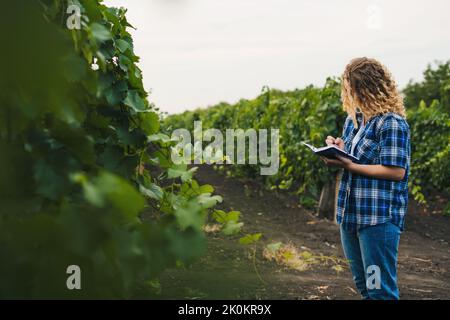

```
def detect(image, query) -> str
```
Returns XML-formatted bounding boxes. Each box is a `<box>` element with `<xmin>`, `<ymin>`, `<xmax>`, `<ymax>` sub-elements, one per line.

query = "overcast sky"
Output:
<box><xmin>105</xmin><ymin>0</ymin><xmax>450</xmax><ymax>114</ymax></box>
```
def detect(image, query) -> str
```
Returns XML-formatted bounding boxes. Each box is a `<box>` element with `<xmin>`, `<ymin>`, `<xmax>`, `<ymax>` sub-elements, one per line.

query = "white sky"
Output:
<box><xmin>105</xmin><ymin>0</ymin><xmax>450</xmax><ymax>114</ymax></box>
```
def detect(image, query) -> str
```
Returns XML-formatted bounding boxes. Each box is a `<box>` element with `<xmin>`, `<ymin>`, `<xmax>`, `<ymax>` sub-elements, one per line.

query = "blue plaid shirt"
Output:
<box><xmin>336</xmin><ymin>112</ymin><xmax>411</xmax><ymax>231</ymax></box>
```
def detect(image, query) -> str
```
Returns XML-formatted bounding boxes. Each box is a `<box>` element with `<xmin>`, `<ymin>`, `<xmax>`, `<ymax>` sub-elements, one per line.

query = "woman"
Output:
<box><xmin>322</xmin><ymin>57</ymin><xmax>411</xmax><ymax>300</ymax></box>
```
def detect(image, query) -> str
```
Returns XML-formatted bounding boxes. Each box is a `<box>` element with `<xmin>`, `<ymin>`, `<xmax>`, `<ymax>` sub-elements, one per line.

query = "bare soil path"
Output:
<box><xmin>158</xmin><ymin>166</ymin><xmax>450</xmax><ymax>300</ymax></box>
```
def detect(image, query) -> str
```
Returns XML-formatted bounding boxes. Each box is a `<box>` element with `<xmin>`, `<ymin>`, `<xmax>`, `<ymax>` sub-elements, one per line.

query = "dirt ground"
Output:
<box><xmin>158</xmin><ymin>166</ymin><xmax>450</xmax><ymax>300</ymax></box>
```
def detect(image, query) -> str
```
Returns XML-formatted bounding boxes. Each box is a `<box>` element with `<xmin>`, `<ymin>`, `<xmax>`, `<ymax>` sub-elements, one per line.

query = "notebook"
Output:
<box><xmin>301</xmin><ymin>142</ymin><xmax>359</xmax><ymax>162</ymax></box>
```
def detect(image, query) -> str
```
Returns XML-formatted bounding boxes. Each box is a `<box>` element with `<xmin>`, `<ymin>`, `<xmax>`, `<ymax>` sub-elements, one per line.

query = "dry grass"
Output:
<box><xmin>262</xmin><ymin>242</ymin><xmax>348</xmax><ymax>272</ymax></box>
<box><xmin>203</xmin><ymin>223</ymin><xmax>222</xmax><ymax>233</ymax></box>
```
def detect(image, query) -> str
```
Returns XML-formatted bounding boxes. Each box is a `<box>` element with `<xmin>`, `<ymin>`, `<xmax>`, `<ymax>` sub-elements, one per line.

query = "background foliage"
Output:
<box><xmin>165</xmin><ymin>62</ymin><xmax>450</xmax><ymax>209</ymax></box>
<box><xmin>0</xmin><ymin>0</ymin><xmax>223</xmax><ymax>298</ymax></box>
<box><xmin>404</xmin><ymin>62</ymin><xmax>450</xmax><ymax>204</ymax></box>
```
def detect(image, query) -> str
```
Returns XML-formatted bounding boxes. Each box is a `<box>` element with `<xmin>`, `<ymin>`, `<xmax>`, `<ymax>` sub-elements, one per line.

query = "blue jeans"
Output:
<box><xmin>340</xmin><ymin>222</ymin><xmax>401</xmax><ymax>300</ymax></box>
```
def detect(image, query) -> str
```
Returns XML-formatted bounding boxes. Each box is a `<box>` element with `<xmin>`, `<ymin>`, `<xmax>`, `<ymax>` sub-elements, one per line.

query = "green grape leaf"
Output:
<box><xmin>90</xmin><ymin>23</ymin><xmax>112</xmax><ymax>42</ymax></box>
<box><xmin>104</xmin><ymin>80</ymin><xmax>128</xmax><ymax>106</ymax></box>
<box><xmin>239</xmin><ymin>233</ymin><xmax>262</xmax><ymax>245</ymax></box>
<box><xmin>140</xmin><ymin>112</ymin><xmax>160</xmax><ymax>135</ymax></box>
<box><xmin>118</xmin><ymin>54</ymin><xmax>131</xmax><ymax>72</ymax></box>
<box><xmin>197</xmin><ymin>193</ymin><xmax>222</xmax><ymax>209</ymax></box>
<box><xmin>174</xmin><ymin>200</ymin><xmax>203</xmax><ymax>230</ymax></box>
<box><xmin>78</xmin><ymin>172</ymin><xmax>145</xmax><ymax>221</ymax></box>
<box><xmin>124</xmin><ymin>90</ymin><xmax>146</xmax><ymax>112</ymax></box>
<box><xmin>222</xmin><ymin>221</ymin><xmax>244</xmax><ymax>236</ymax></box>
<box><xmin>198</xmin><ymin>184</ymin><xmax>214</xmax><ymax>194</ymax></box>
<box><xmin>139</xmin><ymin>183</ymin><xmax>163</xmax><ymax>200</ymax></box>
<box><xmin>212</xmin><ymin>210</ymin><xmax>240</xmax><ymax>223</ymax></box>
<box><xmin>116</xmin><ymin>39</ymin><xmax>131</xmax><ymax>53</ymax></box>
<box><xmin>168</xmin><ymin>164</ymin><xmax>198</xmax><ymax>182</ymax></box>
<box><xmin>148</xmin><ymin>133</ymin><xmax>172</xmax><ymax>143</ymax></box>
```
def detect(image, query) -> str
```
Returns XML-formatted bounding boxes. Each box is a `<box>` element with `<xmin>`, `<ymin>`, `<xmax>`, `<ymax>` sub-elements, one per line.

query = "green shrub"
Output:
<box><xmin>0</xmin><ymin>0</ymin><xmax>220</xmax><ymax>298</ymax></box>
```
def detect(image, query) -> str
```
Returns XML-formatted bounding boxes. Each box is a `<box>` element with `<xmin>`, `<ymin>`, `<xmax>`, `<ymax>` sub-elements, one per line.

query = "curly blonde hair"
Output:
<box><xmin>341</xmin><ymin>57</ymin><xmax>405</xmax><ymax>127</ymax></box>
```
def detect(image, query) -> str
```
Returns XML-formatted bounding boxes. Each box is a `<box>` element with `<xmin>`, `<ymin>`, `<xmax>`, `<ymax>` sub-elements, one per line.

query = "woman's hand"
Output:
<box><xmin>321</xmin><ymin>136</ymin><xmax>349</xmax><ymax>168</ymax></box>
<box><xmin>320</xmin><ymin>156</ymin><xmax>353</xmax><ymax>169</ymax></box>
<box><xmin>325</xmin><ymin>136</ymin><xmax>344</xmax><ymax>150</ymax></box>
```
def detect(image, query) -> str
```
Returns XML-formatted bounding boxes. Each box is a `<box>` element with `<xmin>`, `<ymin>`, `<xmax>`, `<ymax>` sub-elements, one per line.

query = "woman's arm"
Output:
<box><xmin>321</xmin><ymin>135</ymin><xmax>406</xmax><ymax>181</ymax></box>
<box><xmin>322</xmin><ymin>157</ymin><xmax>406</xmax><ymax>181</ymax></box>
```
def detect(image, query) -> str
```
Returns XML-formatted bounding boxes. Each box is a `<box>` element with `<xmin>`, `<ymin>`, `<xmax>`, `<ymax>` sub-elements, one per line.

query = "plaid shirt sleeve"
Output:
<box><xmin>379</xmin><ymin>116</ymin><xmax>409</xmax><ymax>169</ymax></box>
